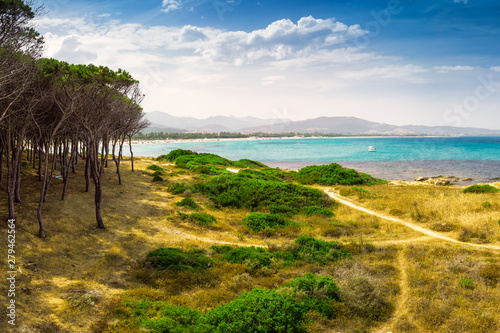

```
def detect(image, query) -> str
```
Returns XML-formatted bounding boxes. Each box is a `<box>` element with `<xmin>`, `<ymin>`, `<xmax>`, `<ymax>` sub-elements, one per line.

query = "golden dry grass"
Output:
<box><xmin>0</xmin><ymin>158</ymin><xmax>499</xmax><ymax>332</ymax></box>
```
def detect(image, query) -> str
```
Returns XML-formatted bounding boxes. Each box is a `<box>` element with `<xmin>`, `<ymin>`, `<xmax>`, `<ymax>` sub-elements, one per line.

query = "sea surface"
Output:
<box><xmin>127</xmin><ymin>136</ymin><xmax>500</xmax><ymax>183</ymax></box>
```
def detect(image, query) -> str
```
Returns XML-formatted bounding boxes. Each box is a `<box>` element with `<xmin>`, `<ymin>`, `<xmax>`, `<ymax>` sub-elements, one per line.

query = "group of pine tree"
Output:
<box><xmin>0</xmin><ymin>0</ymin><xmax>149</xmax><ymax>237</ymax></box>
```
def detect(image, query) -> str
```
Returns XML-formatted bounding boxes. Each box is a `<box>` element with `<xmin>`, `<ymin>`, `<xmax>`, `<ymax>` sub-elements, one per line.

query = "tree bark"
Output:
<box><xmin>128</xmin><ymin>135</ymin><xmax>134</xmax><ymax>172</ymax></box>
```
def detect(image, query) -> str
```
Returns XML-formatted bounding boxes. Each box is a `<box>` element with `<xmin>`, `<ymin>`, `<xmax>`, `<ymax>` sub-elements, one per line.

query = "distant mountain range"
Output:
<box><xmin>144</xmin><ymin>111</ymin><xmax>500</xmax><ymax>136</ymax></box>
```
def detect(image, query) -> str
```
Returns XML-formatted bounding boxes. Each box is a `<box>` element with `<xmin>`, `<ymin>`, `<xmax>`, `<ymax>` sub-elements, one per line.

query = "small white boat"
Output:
<box><xmin>368</xmin><ymin>146</ymin><xmax>376</xmax><ymax>151</ymax></box>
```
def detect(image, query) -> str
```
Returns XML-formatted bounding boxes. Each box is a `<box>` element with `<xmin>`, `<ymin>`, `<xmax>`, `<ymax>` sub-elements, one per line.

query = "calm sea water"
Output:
<box><xmin>128</xmin><ymin>136</ymin><xmax>500</xmax><ymax>183</ymax></box>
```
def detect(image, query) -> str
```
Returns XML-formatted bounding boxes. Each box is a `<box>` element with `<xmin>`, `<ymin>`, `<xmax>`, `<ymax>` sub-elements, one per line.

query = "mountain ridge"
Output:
<box><xmin>144</xmin><ymin>111</ymin><xmax>500</xmax><ymax>135</ymax></box>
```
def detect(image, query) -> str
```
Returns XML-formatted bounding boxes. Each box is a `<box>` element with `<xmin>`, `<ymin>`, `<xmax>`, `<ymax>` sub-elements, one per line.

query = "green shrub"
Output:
<box><xmin>145</xmin><ymin>248</ymin><xmax>213</xmax><ymax>271</ymax></box>
<box><xmin>201</xmin><ymin>288</ymin><xmax>308</xmax><ymax>333</ymax></box>
<box><xmin>462</xmin><ymin>184</ymin><xmax>500</xmax><ymax>193</ymax></box>
<box><xmin>170</xmin><ymin>183</ymin><xmax>187</xmax><ymax>195</ymax></box>
<box><xmin>232</xmin><ymin>159</ymin><xmax>268</xmax><ymax>169</ymax></box>
<box><xmin>142</xmin><ymin>302</ymin><xmax>202</xmax><ymax>333</ymax></box>
<box><xmin>147</xmin><ymin>165</ymin><xmax>164</xmax><ymax>171</ymax></box>
<box><xmin>152</xmin><ymin>175</ymin><xmax>164</xmax><ymax>182</ymax></box>
<box><xmin>198</xmin><ymin>174</ymin><xmax>332</xmax><ymax>211</ymax></box>
<box><xmin>157</xmin><ymin>149</ymin><xmax>197</xmax><ymax>162</ymax></box>
<box><xmin>176</xmin><ymin>198</ymin><xmax>200</xmax><ymax>210</ymax></box>
<box><xmin>237</xmin><ymin>169</ymin><xmax>283</xmax><ymax>182</ymax></box>
<box><xmin>303</xmin><ymin>206</ymin><xmax>335</xmax><ymax>217</ymax></box>
<box><xmin>482</xmin><ymin>201</ymin><xmax>492</xmax><ymax>208</ymax></box>
<box><xmin>192</xmin><ymin>165</ymin><xmax>229</xmax><ymax>175</ymax></box>
<box><xmin>284</xmin><ymin>273</ymin><xmax>340</xmax><ymax>318</ymax></box>
<box><xmin>269</xmin><ymin>204</ymin><xmax>297</xmax><ymax>217</ymax></box>
<box><xmin>211</xmin><ymin>246</ymin><xmax>274</xmax><ymax>269</ymax></box>
<box><xmin>178</xmin><ymin>212</ymin><xmax>217</xmax><ymax>226</ymax></box>
<box><xmin>175</xmin><ymin>153</ymin><xmax>233</xmax><ymax>169</ymax></box>
<box><xmin>242</xmin><ymin>213</ymin><xmax>297</xmax><ymax>232</ymax></box>
<box><xmin>212</xmin><ymin>236</ymin><xmax>351</xmax><ymax>268</ymax></box>
<box><xmin>295</xmin><ymin>163</ymin><xmax>386</xmax><ymax>186</ymax></box>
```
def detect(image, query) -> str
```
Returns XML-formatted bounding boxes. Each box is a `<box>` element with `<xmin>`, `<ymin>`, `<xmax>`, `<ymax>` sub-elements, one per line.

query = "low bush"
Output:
<box><xmin>283</xmin><ymin>273</ymin><xmax>340</xmax><ymax>318</ymax></box>
<box><xmin>175</xmin><ymin>153</ymin><xmax>233</xmax><ymax>169</ymax></box>
<box><xmin>178</xmin><ymin>212</ymin><xmax>217</xmax><ymax>226</ymax></box>
<box><xmin>212</xmin><ymin>236</ymin><xmax>351</xmax><ymax>268</ymax></box>
<box><xmin>170</xmin><ymin>183</ymin><xmax>187</xmax><ymax>195</ymax></box>
<box><xmin>269</xmin><ymin>204</ymin><xmax>297</xmax><ymax>217</ymax></box>
<box><xmin>479</xmin><ymin>264</ymin><xmax>500</xmax><ymax>286</ymax></box>
<box><xmin>232</xmin><ymin>159</ymin><xmax>268</xmax><ymax>169</ymax></box>
<box><xmin>198</xmin><ymin>174</ymin><xmax>332</xmax><ymax>211</ymax></box>
<box><xmin>462</xmin><ymin>184</ymin><xmax>500</xmax><ymax>193</ymax></box>
<box><xmin>242</xmin><ymin>213</ymin><xmax>297</xmax><ymax>232</ymax></box>
<box><xmin>145</xmin><ymin>248</ymin><xmax>213</xmax><ymax>271</ymax></box>
<box><xmin>295</xmin><ymin>163</ymin><xmax>387</xmax><ymax>186</ymax></box>
<box><xmin>202</xmin><ymin>288</ymin><xmax>308</xmax><ymax>332</ymax></box>
<box><xmin>157</xmin><ymin>149</ymin><xmax>197</xmax><ymax>162</ymax></box>
<box><xmin>303</xmin><ymin>206</ymin><xmax>335</xmax><ymax>217</ymax></box>
<box><xmin>176</xmin><ymin>198</ymin><xmax>200</xmax><ymax>210</ymax></box>
<box><xmin>152</xmin><ymin>175</ymin><xmax>164</xmax><ymax>182</ymax></box>
<box><xmin>147</xmin><ymin>165</ymin><xmax>164</xmax><ymax>171</ymax></box>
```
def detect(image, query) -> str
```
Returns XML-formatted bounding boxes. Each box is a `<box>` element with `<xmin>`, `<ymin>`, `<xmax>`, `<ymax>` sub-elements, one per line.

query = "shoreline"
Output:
<box><xmin>129</xmin><ymin>134</ymin><xmax>496</xmax><ymax>145</ymax></box>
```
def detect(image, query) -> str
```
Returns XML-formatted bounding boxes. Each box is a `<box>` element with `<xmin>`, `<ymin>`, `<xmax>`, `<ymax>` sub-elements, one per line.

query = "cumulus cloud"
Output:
<box><xmin>433</xmin><ymin>65</ymin><xmax>475</xmax><ymax>73</ymax></box>
<box><xmin>38</xmin><ymin>15</ymin><xmax>367</xmax><ymax>66</ymax></box>
<box><xmin>490</xmin><ymin>66</ymin><xmax>500</xmax><ymax>72</ymax></box>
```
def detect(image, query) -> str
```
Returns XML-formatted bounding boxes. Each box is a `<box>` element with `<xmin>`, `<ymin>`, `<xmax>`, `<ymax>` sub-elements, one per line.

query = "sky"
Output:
<box><xmin>34</xmin><ymin>0</ymin><xmax>500</xmax><ymax>129</ymax></box>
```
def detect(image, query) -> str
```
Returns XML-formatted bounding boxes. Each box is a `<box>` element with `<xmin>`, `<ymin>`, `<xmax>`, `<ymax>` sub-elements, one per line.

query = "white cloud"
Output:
<box><xmin>454</xmin><ymin>0</ymin><xmax>469</xmax><ymax>4</ymax></box>
<box><xmin>98</xmin><ymin>13</ymin><xmax>111</xmax><ymax>18</ymax></box>
<box><xmin>433</xmin><ymin>65</ymin><xmax>475</xmax><ymax>73</ymax></box>
<box><xmin>338</xmin><ymin>65</ymin><xmax>428</xmax><ymax>83</ymax></box>
<box><xmin>162</xmin><ymin>0</ymin><xmax>183</xmax><ymax>13</ymax></box>
<box><xmin>490</xmin><ymin>66</ymin><xmax>500</xmax><ymax>72</ymax></box>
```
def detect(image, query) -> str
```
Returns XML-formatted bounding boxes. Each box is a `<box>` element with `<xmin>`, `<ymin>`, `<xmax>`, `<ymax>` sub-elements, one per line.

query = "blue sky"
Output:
<box><xmin>36</xmin><ymin>0</ymin><xmax>500</xmax><ymax>129</ymax></box>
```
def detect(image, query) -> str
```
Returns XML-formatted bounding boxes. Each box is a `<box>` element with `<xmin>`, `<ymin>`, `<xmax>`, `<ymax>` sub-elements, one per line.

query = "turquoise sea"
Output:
<box><xmin>129</xmin><ymin>136</ymin><xmax>500</xmax><ymax>183</ymax></box>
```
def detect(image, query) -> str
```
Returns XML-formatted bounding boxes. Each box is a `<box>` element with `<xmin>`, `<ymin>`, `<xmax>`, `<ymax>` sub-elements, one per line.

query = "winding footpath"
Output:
<box><xmin>324</xmin><ymin>188</ymin><xmax>500</xmax><ymax>251</ymax></box>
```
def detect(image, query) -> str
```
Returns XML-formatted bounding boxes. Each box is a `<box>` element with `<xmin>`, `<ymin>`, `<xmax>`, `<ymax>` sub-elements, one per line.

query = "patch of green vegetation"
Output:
<box><xmin>269</xmin><ymin>204</ymin><xmax>297</xmax><ymax>217</ymax></box>
<box><xmin>201</xmin><ymin>288</ymin><xmax>308</xmax><ymax>332</ymax></box>
<box><xmin>232</xmin><ymin>159</ymin><xmax>268</xmax><ymax>169</ymax></box>
<box><xmin>459</xmin><ymin>278</ymin><xmax>474</xmax><ymax>289</ymax></box>
<box><xmin>198</xmin><ymin>173</ymin><xmax>332</xmax><ymax>211</ymax></box>
<box><xmin>283</xmin><ymin>273</ymin><xmax>340</xmax><ymax>318</ymax></box>
<box><xmin>152</xmin><ymin>175</ymin><xmax>164</xmax><ymax>182</ymax></box>
<box><xmin>176</xmin><ymin>153</ymin><xmax>233</xmax><ymax>170</ymax></box>
<box><xmin>177</xmin><ymin>212</ymin><xmax>217</xmax><ymax>226</ymax></box>
<box><xmin>462</xmin><ymin>184</ymin><xmax>500</xmax><ymax>193</ymax></box>
<box><xmin>211</xmin><ymin>236</ymin><xmax>351</xmax><ymax>268</ymax></box>
<box><xmin>303</xmin><ymin>206</ymin><xmax>335</xmax><ymax>217</ymax></box>
<box><xmin>176</xmin><ymin>198</ymin><xmax>200</xmax><ymax>210</ymax></box>
<box><xmin>145</xmin><ymin>248</ymin><xmax>213</xmax><ymax>271</ymax></box>
<box><xmin>170</xmin><ymin>183</ymin><xmax>187</xmax><ymax>195</ymax></box>
<box><xmin>192</xmin><ymin>165</ymin><xmax>229</xmax><ymax>175</ymax></box>
<box><xmin>237</xmin><ymin>169</ymin><xmax>283</xmax><ymax>182</ymax></box>
<box><xmin>114</xmin><ymin>273</ymin><xmax>345</xmax><ymax>332</ymax></box>
<box><xmin>295</xmin><ymin>163</ymin><xmax>387</xmax><ymax>186</ymax></box>
<box><xmin>157</xmin><ymin>149</ymin><xmax>197</xmax><ymax>162</ymax></box>
<box><xmin>146</xmin><ymin>165</ymin><xmax>164</xmax><ymax>171</ymax></box>
<box><xmin>242</xmin><ymin>213</ymin><xmax>297</xmax><ymax>232</ymax></box>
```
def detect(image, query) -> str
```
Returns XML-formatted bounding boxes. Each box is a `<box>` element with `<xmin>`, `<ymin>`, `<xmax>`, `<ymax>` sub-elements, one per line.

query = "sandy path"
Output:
<box><xmin>325</xmin><ymin>189</ymin><xmax>500</xmax><ymax>251</ymax></box>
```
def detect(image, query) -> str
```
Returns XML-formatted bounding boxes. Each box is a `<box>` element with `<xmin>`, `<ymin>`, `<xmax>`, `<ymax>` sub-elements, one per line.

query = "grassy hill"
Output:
<box><xmin>1</xmin><ymin>153</ymin><xmax>499</xmax><ymax>332</ymax></box>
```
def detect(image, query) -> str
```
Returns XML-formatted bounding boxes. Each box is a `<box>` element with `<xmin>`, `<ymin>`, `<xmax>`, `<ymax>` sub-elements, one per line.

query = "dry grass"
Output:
<box><xmin>337</xmin><ymin>183</ymin><xmax>500</xmax><ymax>245</ymax></box>
<box><xmin>1</xmin><ymin>159</ymin><xmax>499</xmax><ymax>332</ymax></box>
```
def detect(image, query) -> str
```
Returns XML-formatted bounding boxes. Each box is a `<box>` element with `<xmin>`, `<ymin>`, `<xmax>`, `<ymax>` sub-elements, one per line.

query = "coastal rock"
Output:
<box><xmin>435</xmin><ymin>178</ymin><xmax>451</xmax><ymax>186</ymax></box>
<box><xmin>462</xmin><ymin>178</ymin><xmax>473</xmax><ymax>182</ymax></box>
<box><xmin>415</xmin><ymin>177</ymin><xmax>428</xmax><ymax>182</ymax></box>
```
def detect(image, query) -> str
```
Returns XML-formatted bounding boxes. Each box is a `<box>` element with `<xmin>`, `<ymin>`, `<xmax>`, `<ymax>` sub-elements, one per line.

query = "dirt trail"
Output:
<box><xmin>325</xmin><ymin>189</ymin><xmax>500</xmax><ymax>251</ymax></box>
